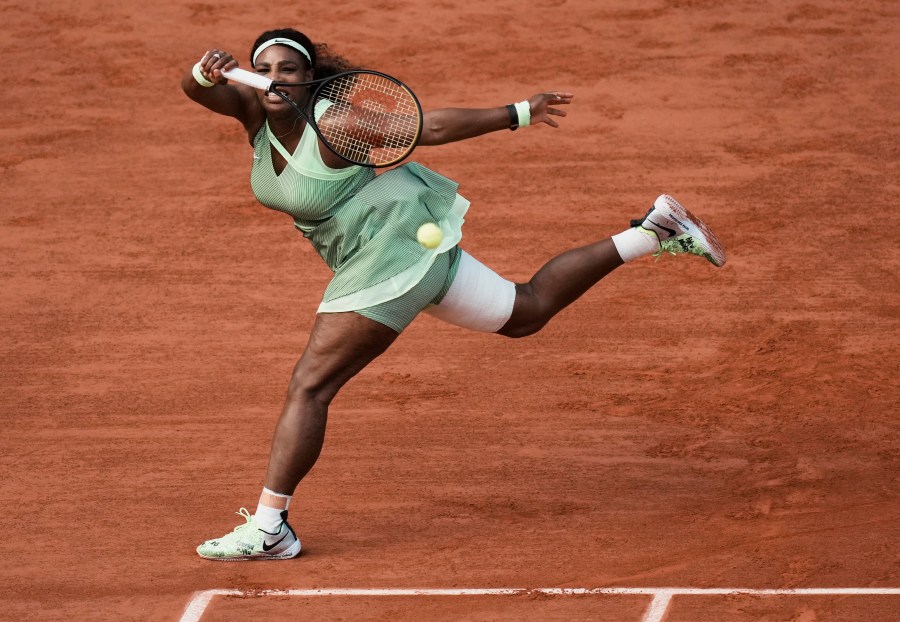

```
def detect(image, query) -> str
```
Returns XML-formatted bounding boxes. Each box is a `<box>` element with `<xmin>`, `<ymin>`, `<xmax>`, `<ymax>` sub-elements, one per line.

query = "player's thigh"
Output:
<box><xmin>290</xmin><ymin>312</ymin><xmax>399</xmax><ymax>401</ymax></box>
<box><xmin>424</xmin><ymin>250</ymin><xmax>516</xmax><ymax>333</ymax></box>
<box><xmin>354</xmin><ymin>250</ymin><xmax>452</xmax><ymax>333</ymax></box>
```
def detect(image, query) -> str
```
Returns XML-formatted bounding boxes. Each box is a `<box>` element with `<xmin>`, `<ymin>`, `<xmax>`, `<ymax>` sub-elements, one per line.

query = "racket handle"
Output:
<box><xmin>221</xmin><ymin>67</ymin><xmax>272</xmax><ymax>91</ymax></box>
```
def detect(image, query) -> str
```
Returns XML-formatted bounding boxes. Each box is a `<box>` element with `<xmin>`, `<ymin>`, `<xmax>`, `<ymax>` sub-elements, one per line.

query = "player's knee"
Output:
<box><xmin>497</xmin><ymin>316</ymin><xmax>548</xmax><ymax>339</ymax></box>
<box><xmin>498</xmin><ymin>284</ymin><xmax>551</xmax><ymax>338</ymax></box>
<box><xmin>501</xmin><ymin>321</ymin><xmax>546</xmax><ymax>339</ymax></box>
<box><xmin>286</xmin><ymin>370</ymin><xmax>336</xmax><ymax>407</ymax></box>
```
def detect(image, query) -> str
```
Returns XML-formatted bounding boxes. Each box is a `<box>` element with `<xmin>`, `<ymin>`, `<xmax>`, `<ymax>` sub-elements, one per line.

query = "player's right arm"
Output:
<box><xmin>181</xmin><ymin>50</ymin><xmax>264</xmax><ymax>134</ymax></box>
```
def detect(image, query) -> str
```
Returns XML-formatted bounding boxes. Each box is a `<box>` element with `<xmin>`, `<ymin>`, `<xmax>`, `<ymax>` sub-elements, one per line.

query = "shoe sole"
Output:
<box><xmin>654</xmin><ymin>194</ymin><xmax>727</xmax><ymax>267</ymax></box>
<box><xmin>197</xmin><ymin>538</ymin><xmax>302</xmax><ymax>561</ymax></box>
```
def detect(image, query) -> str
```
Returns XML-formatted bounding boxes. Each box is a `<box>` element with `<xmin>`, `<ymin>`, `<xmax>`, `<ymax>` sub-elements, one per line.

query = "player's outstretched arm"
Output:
<box><xmin>419</xmin><ymin>92</ymin><xmax>573</xmax><ymax>146</ymax></box>
<box><xmin>181</xmin><ymin>49</ymin><xmax>263</xmax><ymax>131</ymax></box>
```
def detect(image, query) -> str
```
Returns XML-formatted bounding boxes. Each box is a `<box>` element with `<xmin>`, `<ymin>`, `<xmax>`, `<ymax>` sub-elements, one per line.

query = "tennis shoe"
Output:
<box><xmin>631</xmin><ymin>194</ymin><xmax>727</xmax><ymax>267</ymax></box>
<box><xmin>196</xmin><ymin>508</ymin><xmax>301</xmax><ymax>561</ymax></box>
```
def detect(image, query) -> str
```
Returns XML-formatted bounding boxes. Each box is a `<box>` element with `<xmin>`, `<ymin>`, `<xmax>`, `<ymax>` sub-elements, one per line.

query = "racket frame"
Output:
<box><xmin>224</xmin><ymin>67</ymin><xmax>422</xmax><ymax>168</ymax></box>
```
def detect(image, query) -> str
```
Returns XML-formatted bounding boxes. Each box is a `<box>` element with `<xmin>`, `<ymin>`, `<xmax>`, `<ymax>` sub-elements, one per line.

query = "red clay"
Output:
<box><xmin>2</xmin><ymin>1</ymin><xmax>898</xmax><ymax>620</ymax></box>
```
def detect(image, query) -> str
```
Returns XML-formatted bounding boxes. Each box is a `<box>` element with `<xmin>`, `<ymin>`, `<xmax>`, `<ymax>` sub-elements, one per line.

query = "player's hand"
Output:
<box><xmin>527</xmin><ymin>92</ymin><xmax>574</xmax><ymax>128</ymax></box>
<box><xmin>199</xmin><ymin>49</ymin><xmax>238</xmax><ymax>85</ymax></box>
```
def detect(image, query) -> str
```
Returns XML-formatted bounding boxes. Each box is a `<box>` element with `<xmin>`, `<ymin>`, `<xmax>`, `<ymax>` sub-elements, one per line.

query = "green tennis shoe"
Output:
<box><xmin>196</xmin><ymin>508</ymin><xmax>301</xmax><ymax>561</ymax></box>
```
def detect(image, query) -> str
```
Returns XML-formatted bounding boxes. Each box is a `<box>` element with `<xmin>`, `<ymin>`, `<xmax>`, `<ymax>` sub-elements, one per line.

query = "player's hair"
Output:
<box><xmin>250</xmin><ymin>28</ymin><xmax>357</xmax><ymax>80</ymax></box>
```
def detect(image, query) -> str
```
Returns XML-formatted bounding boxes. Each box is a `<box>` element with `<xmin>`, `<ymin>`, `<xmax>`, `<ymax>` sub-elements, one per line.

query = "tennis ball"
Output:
<box><xmin>416</xmin><ymin>222</ymin><xmax>443</xmax><ymax>249</ymax></box>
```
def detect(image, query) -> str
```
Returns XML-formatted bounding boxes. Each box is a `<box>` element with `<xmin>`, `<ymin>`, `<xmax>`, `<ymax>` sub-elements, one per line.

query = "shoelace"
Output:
<box><xmin>653</xmin><ymin>238</ymin><xmax>678</xmax><ymax>261</ymax></box>
<box><xmin>654</xmin><ymin>235</ymin><xmax>714</xmax><ymax>264</ymax></box>
<box><xmin>231</xmin><ymin>507</ymin><xmax>254</xmax><ymax>532</ymax></box>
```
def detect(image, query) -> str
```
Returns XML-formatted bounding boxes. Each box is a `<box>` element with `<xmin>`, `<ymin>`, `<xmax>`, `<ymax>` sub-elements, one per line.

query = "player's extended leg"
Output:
<box><xmin>425</xmin><ymin>195</ymin><xmax>724</xmax><ymax>339</ymax></box>
<box><xmin>498</xmin><ymin>238</ymin><xmax>623</xmax><ymax>338</ymax></box>
<box><xmin>196</xmin><ymin>312</ymin><xmax>398</xmax><ymax>560</ymax></box>
<box><xmin>499</xmin><ymin>194</ymin><xmax>726</xmax><ymax>338</ymax></box>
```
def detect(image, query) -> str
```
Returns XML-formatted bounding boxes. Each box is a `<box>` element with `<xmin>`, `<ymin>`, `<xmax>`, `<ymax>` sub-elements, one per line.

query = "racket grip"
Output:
<box><xmin>221</xmin><ymin>67</ymin><xmax>272</xmax><ymax>91</ymax></box>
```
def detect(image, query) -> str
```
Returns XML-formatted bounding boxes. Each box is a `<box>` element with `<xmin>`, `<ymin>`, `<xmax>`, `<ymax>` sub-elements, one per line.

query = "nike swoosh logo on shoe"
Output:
<box><xmin>647</xmin><ymin>219</ymin><xmax>677</xmax><ymax>238</ymax></box>
<box><xmin>262</xmin><ymin>533</ymin><xmax>289</xmax><ymax>552</ymax></box>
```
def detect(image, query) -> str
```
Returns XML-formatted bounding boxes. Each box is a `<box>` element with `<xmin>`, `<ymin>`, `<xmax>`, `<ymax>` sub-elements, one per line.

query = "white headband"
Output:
<box><xmin>252</xmin><ymin>38</ymin><xmax>313</xmax><ymax>67</ymax></box>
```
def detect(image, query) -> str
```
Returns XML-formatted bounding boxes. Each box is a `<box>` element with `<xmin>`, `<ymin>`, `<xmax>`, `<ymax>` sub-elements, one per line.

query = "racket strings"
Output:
<box><xmin>315</xmin><ymin>73</ymin><xmax>420</xmax><ymax>166</ymax></box>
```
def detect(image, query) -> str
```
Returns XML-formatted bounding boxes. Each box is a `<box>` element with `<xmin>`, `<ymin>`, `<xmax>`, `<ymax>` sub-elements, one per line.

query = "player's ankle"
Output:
<box><xmin>255</xmin><ymin>487</ymin><xmax>292</xmax><ymax>533</ymax></box>
<box><xmin>611</xmin><ymin>227</ymin><xmax>660</xmax><ymax>263</ymax></box>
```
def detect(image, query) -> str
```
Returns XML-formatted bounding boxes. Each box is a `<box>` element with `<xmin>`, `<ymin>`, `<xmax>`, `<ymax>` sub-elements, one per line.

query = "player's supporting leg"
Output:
<box><xmin>263</xmin><ymin>312</ymin><xmax>398</xmax><ymax>491</ymax></box>
<box><xmin>196</xmin><ymin>312</ymin><xmax>398</xmax><ymax>560</ymax></box>
<box><xmin>499</xmin><ymin>194</ymin><xmax>725</xmax><ymax>338</ymax></box>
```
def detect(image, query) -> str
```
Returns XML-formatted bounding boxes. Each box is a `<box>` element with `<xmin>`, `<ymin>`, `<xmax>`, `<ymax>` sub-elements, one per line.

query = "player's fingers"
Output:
<box><xmin>547</xmin><ymin>92</ymin><xmax>574</xmax><ymax>104</ymax></box>
<box><xmin>544</xmin><ymin>117</ymin><xmax>560</xmax><ymax>128</ymax></box>
<box><xmin>215</xmin><ymin>59</ymin><xmax>238</xmax><ymax>82</ymax></box>
<box><xmin>197</xmin><ymin>53</ymin><xmax>217</xmax><ymax>81</ymax></box>
<box><xmin>202</xmin><ymin>50</ymin><xmax>220</xmax><ymax>73</ymax></box>
<box><xmin>206</xmin><ymin>50</ymin><xmax>229</xmax><ymax>66</ymax></box>
<box><xmin>547</xmin><ymin>107</ymin><xmax>567</xmax><ymax>117</ymax></box>
<box><xmin>209</xmin><ymin>51</ymin><xmax>235</xmax><ymax>80</ymax></box>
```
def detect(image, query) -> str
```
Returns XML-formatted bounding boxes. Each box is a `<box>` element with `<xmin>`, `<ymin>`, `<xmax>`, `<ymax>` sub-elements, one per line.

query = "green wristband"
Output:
<box><xmin>192</xmin><ymin>62</ymin><xmax>215</xmax><ymax>87</ymax></box>
<box><xmin>514</xmin><ymin>101</ymin><xmax>531</xmax><ymax>128</ymax></box>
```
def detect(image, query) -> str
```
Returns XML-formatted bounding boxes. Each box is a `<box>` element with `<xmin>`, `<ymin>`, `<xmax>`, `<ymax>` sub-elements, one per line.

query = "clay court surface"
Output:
<box><xmin>2</xmin><ymin>0</ymin><xmax>898</xmax><ymax>620</ymax></box>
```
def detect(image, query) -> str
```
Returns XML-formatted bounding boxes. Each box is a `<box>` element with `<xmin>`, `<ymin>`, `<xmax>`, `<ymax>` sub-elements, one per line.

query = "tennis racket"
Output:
<box><xmin>222</xmin><ymin>67</ymin><xmax>423</xmax><ymax>168</ymax></box>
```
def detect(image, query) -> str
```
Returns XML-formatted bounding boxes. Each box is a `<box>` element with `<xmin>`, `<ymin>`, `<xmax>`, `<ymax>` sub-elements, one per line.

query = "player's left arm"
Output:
<box><xmin>418</xmin><ymin>92</ymin><xmax>573</xmax><ymax>146</ymax></box>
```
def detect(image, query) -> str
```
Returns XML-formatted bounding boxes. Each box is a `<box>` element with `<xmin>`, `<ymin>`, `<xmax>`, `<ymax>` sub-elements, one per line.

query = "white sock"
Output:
<box><xmin>255</xmin><ymin>487</ymin><xmax>292</xmax><ymax>533</ymax></box>
<box><xmin>611</xmin><ymin>227</ymin><xmax>660</xmax><ymax>263</ymax></box>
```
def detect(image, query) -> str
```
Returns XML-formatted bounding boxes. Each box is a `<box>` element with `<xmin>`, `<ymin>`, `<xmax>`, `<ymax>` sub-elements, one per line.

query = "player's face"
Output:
<box><xmin>253</xmin><ymin>46</ymin><xmax>313</xmax><ymax>112</ymax></box>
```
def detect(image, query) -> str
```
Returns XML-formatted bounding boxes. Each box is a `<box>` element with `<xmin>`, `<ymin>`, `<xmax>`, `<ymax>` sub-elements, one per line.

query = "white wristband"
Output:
<box><xmin>192</xmin><ymin>62</ymin><xmax>216</xmax><ymax>87</ymax></box>
<box><xmin>514</xmin><ymin>100</ymin><xmax>531</xmax><ymax>128</ymax></box>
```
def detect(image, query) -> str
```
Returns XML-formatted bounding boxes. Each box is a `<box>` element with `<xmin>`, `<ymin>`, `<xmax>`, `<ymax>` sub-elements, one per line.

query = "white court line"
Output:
<box><xmin>180</xmin><ymin>589</ymin><xmax>241</xmax><ymax>622</ymax></box>
<box><xmin>642</xmin><ymin>591</ymin><xmax>674</xmax><ymax>622</ymax></box>
<box><xmin>179</xmin><ymin>586</ymin><xmax>900</xmax><ymax>622</ymax></box>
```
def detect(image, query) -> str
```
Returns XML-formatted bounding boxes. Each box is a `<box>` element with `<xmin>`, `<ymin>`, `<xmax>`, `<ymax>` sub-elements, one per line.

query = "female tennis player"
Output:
<box><xmin>182</xmin><ymin>28</ymin><xmax>726</xmax><ymax>560</ymax></box>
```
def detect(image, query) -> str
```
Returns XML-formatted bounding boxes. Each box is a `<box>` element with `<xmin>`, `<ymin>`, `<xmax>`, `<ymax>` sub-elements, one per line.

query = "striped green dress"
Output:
<box><xmin>249</xmin><ymin>111</ymin><xmax>468</xmax><ymax>327</ymax></box>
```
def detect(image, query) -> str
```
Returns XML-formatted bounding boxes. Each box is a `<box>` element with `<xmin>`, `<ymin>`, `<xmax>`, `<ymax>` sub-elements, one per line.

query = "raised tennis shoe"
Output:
<box><xmin>631</xmin><ymin>194</ymin><xmax>727</xmax><ymax>267</ymax></box>
<box><xmin>196</xmin><ymin>507</ymin><xmax>301</xmax><ymax>561</ymax></box>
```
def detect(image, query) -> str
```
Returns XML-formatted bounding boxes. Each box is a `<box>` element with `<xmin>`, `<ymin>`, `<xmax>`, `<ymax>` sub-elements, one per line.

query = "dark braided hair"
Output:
<box><xmin>249</xmin><ymin>28</ymin><xmax>357</xmax><ymax>80</ymax></box>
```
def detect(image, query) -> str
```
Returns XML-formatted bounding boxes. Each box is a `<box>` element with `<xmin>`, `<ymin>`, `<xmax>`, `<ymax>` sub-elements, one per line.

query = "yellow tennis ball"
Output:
<box><xmin>416</xmin><ymin>222</ymin><xmax>443</xmax><ymax>249</ymax></box>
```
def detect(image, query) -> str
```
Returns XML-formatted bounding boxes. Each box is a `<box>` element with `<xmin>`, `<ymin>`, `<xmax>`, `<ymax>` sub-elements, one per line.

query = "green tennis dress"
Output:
<box><xmin>249</xmin><ymin>111</ymin><xmax>467</xmax><ymax>332</ymax></box>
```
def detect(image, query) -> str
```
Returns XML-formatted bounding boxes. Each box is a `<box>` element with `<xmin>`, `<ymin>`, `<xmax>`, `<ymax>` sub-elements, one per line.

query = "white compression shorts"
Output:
<box><xmin>424</xmin><ymin>250</ymin><xmax>517</xmax><ymax>333</ymax></box>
